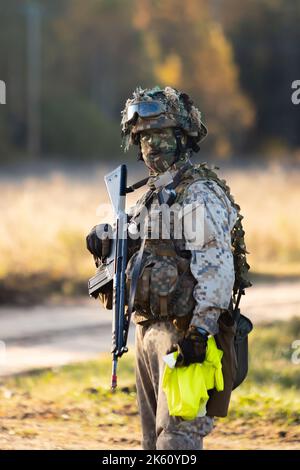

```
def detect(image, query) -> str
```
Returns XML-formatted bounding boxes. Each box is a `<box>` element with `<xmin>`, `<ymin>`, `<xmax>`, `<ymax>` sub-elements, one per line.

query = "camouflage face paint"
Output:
<box><xmin>140</xmin><ymin>128</ymin><xmax>177</xmax><ymax>173</ymax></box>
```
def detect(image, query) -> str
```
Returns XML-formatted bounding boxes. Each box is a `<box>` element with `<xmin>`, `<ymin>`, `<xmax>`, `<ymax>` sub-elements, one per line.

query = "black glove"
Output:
<box><xmin>167</xmin><ymin>326</ymin><xmax>208</xmax><ymax>367</ymax></box>
<box><xmin>86</xmin><ymin>223</ymin><xmax>112</xmax><ymax>260</ymax></box>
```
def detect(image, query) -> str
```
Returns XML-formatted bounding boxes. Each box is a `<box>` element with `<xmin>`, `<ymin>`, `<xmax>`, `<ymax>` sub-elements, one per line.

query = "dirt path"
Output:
<box><xmin>0</xmin><ymin>417</ymin><xmax>298</xmax><ymax>450</ymax></box>
<box><xmin>0</xmin><ymin>282</ymin><xmax>299</xmax><ymax>450</ymax></box>
<box><xmin>0</xmin><ymin>281</ymin><xmax>299</xmax><ymax>376</ymax></box>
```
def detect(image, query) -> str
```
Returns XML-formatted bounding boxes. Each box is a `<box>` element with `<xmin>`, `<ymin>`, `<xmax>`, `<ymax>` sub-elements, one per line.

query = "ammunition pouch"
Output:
<box><xmin>206</xmin><ymin>310</ymin><xmax>237</xmax><ymax>417</ymax></box>
<box><xmin>233</xmin><ymin>308</ymin><xmax>253</xmax><ymax>389</ymax></box>
<box><xmin>126</xmin><ymin>244</ymin><xmax>196</xmax><ymax>321</ymax></box>
<box><xmin>206</xmin><ymin>307</ymin><xmax>253</xmax><ymax>418</ymax></box>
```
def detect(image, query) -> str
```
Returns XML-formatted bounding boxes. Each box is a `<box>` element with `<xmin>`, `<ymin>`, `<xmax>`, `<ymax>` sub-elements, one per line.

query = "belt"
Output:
<box><xmin>137</xmin><ymin>312</ymin><xmax>193</xmax><ymax>332</ymax></box>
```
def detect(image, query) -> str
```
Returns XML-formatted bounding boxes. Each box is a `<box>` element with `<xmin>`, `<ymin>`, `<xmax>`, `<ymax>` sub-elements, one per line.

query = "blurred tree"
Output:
<box><xmin>0</xmin><ymin>0</ymin><xmax>27</xmax><ymax>159</ymax></box>
<box><xmin>133</xmin><ymin>0</ymin><xmax>255</xmax><ymax>157</ymax></box>
<box><xmin>41</xmin><ymin>92</ymin><xmax>120</xmax><ymax>159</ymax></box>
<box><xmin>50</xmin><ymin>0</ymin><xmax>152</xmax><ymax>119</ymax></box>
<box><xmin>1</xmin><ymin>0</ymin><xmax>299</xmax><ymax>162</ymax></box>
<box><xmin>218</xmin><ymin>0</ymin><xmax>300</xmax><ymax>154</ymax></box>
<box><xmin>39</xmin><ymin>0</ymin><xmax>155</xmax><ymax>159</ymax></box>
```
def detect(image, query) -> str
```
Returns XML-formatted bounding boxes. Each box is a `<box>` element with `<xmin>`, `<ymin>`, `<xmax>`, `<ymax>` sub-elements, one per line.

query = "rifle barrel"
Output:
<box><xmin>111</xmin><ymin>356</ymin><xmax>118</xmax><ymax>390</ymax></box>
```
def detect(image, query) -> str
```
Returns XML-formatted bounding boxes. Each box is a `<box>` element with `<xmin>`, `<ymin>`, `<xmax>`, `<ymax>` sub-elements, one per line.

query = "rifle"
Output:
<box><xmin>88</xmin><ymin>165</ymin><xmax>128</xmax><ymax>390</ymax></box>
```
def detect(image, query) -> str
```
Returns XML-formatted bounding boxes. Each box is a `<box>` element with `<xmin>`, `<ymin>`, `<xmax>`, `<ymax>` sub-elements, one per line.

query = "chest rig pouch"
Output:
<box><xmin>126</xmin><ymin>242</ymin><xmax>196</xmax><ymax>320</ymax></box>
<box><xmin>125</xmin><ymin>165</ymin><xmax>197</xmax><ymax>322</ymax></box>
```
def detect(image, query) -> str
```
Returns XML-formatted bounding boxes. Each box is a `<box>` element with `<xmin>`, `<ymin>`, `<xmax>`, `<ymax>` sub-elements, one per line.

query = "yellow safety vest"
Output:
<box><xmin>162</xmin><ymin>336</ymin><xmax>224</xmax><ymax>420</ymax></box>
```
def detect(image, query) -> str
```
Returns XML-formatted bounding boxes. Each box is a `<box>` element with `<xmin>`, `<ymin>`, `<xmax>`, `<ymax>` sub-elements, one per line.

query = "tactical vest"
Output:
<box><xmin>126</xmin><ymin>161</ymin><xmax>251</xmax><ymax>324</ymax></box>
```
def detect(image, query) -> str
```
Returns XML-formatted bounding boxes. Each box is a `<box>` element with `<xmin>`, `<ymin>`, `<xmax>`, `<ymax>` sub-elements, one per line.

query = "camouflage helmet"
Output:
<box><xmin>121</xmin><ymin>86</ymin><xmax>208</xmax><ymax>152</ymax></box>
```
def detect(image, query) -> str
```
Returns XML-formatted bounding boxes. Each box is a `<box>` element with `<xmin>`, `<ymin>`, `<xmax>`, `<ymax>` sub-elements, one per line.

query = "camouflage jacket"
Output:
<box><xmin>179</xmin><ymin>176</ymin><xmax>237</xmax><ymax>334</ymax></box>
<box><xmin>126</xmin><ymin>159</ymin><xmax>241</xmax><ymax>335</ymax></box>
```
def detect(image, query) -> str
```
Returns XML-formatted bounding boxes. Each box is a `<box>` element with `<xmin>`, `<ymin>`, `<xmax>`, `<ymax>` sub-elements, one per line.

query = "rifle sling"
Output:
<box><xmin>126</xmin><ymin>176</ymin><xmax>150</xmax><ymax>193</ymax></box>
<box><xmin>126</xmin><ymin>189</ymin><xmax>155</xmax><ymax>324</ymax></box>
<box><xmin>126</xmin><ymin>235</ymin><xmax>146</xmax><ymax>323</ymax></box>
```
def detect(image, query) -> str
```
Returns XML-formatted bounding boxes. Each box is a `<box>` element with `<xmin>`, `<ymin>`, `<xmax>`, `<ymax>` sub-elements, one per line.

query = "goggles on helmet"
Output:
<box><xmin>125</xmin><ymin>100</ymin><xmax>166</xmax><ymax>123</ymax></box>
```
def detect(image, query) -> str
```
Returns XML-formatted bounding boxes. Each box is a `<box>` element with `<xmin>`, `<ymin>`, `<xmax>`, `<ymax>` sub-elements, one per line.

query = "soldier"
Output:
<box><xmin>86</xmin><ymin>86</ymin><xmax>250</xmax><ymax>450</ymax></box>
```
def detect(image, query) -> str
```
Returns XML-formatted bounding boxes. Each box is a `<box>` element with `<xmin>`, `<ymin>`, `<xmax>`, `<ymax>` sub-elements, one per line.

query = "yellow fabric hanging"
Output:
<box><xmin>162</xmin><ymin>336</ymin><xmax>224</xmax><ymax>420</ymax></box>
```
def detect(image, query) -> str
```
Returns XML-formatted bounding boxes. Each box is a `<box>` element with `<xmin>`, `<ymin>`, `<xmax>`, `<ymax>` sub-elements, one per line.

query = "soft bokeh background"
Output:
<box><xmin>1</xmin><ymin>0</ymin><xmax>300</xmax><ymax>162</ymax></box>
<box><xmin>0</xmin><ymin>0</ymin><xmax>300</xmax><ymax>300</ymax></box>
<box><xmin>0</xmin><ymin>0</ymin><xmax>300</xmax><ymax>450</ymax></box>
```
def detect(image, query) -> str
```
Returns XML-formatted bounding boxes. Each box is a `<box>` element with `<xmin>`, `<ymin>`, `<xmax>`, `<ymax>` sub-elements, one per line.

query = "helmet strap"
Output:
<box><xmin>137</xmin><ymin>138</ymin><xmax>143</xmax><ymax>161</ymax></box>
<box><xmin>173</xmin><ymin>128</ymin><xmax>185</xmax><ymax>160</ymax></box>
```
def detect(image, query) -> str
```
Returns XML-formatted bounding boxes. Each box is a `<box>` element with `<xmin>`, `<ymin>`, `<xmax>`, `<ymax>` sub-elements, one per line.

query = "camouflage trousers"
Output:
<box><xmin>135</xmin><ymin>320</ymin><xmax>214</xmax><ymax>450</ymax></box>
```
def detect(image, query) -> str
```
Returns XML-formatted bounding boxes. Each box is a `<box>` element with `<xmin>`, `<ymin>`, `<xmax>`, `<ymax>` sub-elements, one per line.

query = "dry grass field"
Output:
<box><xmin>0</xmin><ymin>163</ymin><xmax>299</xmax><ymax>302</ymax></box>
<box><xmin>226</xmin><ymin>164</ymin><xmax>300</xmax><ymax>277</ymax></box>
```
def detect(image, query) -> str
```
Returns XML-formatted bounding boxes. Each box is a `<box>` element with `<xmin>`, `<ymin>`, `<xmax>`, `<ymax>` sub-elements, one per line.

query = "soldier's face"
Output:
<box><xmin>140</xmin><ymin>128</ymin><xmax>178</xmax><ymax>173</ymax></box>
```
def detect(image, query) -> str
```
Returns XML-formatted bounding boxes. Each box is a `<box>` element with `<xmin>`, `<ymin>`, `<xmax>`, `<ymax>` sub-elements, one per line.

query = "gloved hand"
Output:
<box><xmin>167</xmin><ymin>326</ymin><xmax>208</xmax><ymax>367</ymax></box>
<box><xmin>86</xmin><ymin>223</ymin><xmax>112</xmax><ymax>260</ymax></box>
